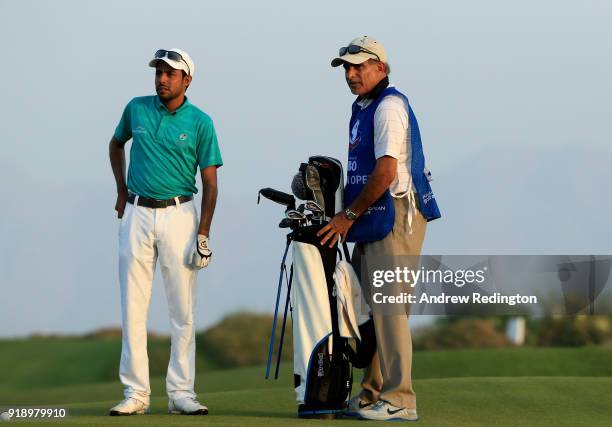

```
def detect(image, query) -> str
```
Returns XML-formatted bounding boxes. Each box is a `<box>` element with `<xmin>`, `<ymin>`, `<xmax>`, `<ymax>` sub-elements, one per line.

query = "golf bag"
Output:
<box><xmin>259</xmin><ymin>156</ymin><xmax>376</xmax><ymax>419</ymax></box>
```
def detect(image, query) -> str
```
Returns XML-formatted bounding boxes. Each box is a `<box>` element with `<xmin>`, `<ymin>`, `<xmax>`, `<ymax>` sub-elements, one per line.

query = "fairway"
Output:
<box><xmin>2</xmin><ymin>358</ymin><xmax>612</xmax><ymax>426</ymax></box>
<box><xmin>3</xmin><ymin>377</ymin><xmax>612</xmax><ymax>426</ymax></box>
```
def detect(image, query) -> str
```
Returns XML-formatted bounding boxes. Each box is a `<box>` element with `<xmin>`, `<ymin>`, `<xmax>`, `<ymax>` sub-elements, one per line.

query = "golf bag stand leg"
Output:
<box><xmin>274</xmin><ymin>264</ymin><xmax>293</xmax><ymax>379</ymax></box>
<box><xmin>265</xmin><ymin>235</ymin><xmax>292</xmax><ymax>379</ymax></box>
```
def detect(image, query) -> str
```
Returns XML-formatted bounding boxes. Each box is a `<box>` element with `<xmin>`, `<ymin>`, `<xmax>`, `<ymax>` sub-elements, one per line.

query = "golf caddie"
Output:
<box><xmin>318</xmin><ymin>36</ymin><xmax>441</xmax><ymax>421</ymax></box>
<box><xmin>108</xmin><ymin>48</ymin><xmax>222</xmax><ymax>416</ymax></box>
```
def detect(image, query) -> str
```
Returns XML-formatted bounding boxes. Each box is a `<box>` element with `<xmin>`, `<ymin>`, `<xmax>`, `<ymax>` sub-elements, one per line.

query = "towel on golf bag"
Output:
<box><xmin>334</xmin><ymin>260</ymin><xmax>371</xmax><ymax>340</ymax></box>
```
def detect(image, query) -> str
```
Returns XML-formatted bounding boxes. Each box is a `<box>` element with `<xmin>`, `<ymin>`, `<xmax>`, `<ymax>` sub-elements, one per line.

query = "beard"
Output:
<box><xmin>156</xmin><ymin>86</ymin><xmax>179</xmax><ymax>101</ymax></box>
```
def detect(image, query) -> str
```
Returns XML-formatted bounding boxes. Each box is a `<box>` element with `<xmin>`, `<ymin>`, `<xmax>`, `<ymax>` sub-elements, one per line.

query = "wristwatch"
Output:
<box><xmin>344</xmin><ymin>208</ymin><xmax>358</xmax><ymax>221</ymax></box>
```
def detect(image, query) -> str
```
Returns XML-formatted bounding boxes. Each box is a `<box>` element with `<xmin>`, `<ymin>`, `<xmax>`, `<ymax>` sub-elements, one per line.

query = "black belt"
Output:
<box><xmin>128</xmin><ymin>194</ymin><xmax>193</xmax><ymax>208</ymax></box>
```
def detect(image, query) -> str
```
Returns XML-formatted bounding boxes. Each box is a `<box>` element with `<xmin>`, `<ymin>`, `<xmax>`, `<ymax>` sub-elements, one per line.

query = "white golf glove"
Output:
<box><xmin>191</xmin><ymin>234</ymin><xmax>212</xmax><ymax>269</ymax></box>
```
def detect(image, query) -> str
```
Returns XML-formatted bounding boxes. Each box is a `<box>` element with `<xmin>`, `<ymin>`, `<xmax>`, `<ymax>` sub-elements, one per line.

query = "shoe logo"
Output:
<box><xmin>387</xmin><ymin>407</ymin><xmax>404</xmax><ymax>415</ymax></box>
<box><xmin>358</xmin><ymin>402</ymin><xmax>371</xmax><ymax>409</ymax></box>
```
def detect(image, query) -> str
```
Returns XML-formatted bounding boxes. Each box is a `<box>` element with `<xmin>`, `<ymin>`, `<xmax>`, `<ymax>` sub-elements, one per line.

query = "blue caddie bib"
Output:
<box><xmin>345</xmin><ymin>87</ymin><xmax>441</xmax><ymax>243</ymax></box>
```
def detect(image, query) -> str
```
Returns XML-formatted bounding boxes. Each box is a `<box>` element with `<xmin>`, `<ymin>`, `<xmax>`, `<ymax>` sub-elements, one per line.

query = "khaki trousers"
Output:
<box><xmin>351</xmin><ymin>196</ymin><xmax>426</xmax><ymax>409</ymax></box>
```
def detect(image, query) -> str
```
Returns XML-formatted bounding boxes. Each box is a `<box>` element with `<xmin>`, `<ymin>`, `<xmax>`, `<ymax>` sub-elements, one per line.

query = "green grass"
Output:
<box><xmin>1</xmin><ymin>342</ymin><xmax>611</xmax><ymax>425</ymax></box>
<box><xmin>1</xmin><ymin>337</ymin><xmax>611</xmax><ymax>389</ymax></box>
<box><xmin>413</xmin><ymin>346</ymin><xmax>612</xmax><ymax>378</ymax></box>
<box><xmin>2</xmin><ymin>374</ymin><xmax>611</xmax><ymax>425</ymax></box>
<box><xmin>0</xmin><ymin>337</ymin><xmax>219</xmax><ymax>390</ymax></box>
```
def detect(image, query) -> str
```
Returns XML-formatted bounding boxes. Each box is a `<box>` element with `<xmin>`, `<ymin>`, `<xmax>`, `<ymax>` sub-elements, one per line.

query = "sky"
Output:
<box><xmin>0</xmin><ymin>0</ymin><xmax>610</xmax><ymax>337</ymax></box>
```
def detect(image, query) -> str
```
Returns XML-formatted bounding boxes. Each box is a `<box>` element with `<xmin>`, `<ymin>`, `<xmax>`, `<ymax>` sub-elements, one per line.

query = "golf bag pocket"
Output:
<box><xmin>305</xmin><ymin>342</ymin><xmax>352</xmax><ymax>406</ymax></box>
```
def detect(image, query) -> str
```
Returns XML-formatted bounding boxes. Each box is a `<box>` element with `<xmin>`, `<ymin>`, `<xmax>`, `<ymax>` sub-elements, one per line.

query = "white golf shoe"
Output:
<box><xmin>358</xmin><ymin>400</ymin><xmax>419</xmax><ymax>421</ymax></box>
<box><xmin>345</xmin><ymin>395</ymin><xmax>374</xmax><ymax>417</ymax></box>
<box><xmin>109</xmin><ymin>397</ymin><xmax>149</xmax><ymax>416</ymax></box>
<box><xmin>168</xmin><ymin>397</ymin><xmax>209</xmax><ymax>415</ymax></box>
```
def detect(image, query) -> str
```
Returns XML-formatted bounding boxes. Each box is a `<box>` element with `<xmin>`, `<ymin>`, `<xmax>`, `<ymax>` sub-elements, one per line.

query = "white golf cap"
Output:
<box><xmin>331</xmin><ymin>36</ymin><xmax>387</xmax><ymax>67</ymax></box>
<box><xmin>149</xmin><ymin>48</ymin><xmax>195</xmax><ymax>77</ymax></box>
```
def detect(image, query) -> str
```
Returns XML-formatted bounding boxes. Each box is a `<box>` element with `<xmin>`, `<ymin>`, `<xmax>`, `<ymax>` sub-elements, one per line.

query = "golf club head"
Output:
<box><xmin>305</xmin><ymin>165</ymin><xmax>325</xmax><ymax>212</ymax></box>
<box><xmin>258</xmin><ymin>187</ymin><xmax>296</xmax><ymax>210</ymax></box>
<box><xmin>286</xmin><ymin>209</ymin><xmax>307</xmax><ymax>221</ymax></box>
<box><xmin>278</xmin><ymin>218</ymin><xmax>292</xmax><ymax>228</ymax></box>
<box><xmin>291</xmin><ymin>172</ymin><xmax>310</xmax><ymax>200</ymax></box>
<box><xmin>304</xmin><ymin>200</ymin><xmax>324</xmax><ymax>214</ymax></box>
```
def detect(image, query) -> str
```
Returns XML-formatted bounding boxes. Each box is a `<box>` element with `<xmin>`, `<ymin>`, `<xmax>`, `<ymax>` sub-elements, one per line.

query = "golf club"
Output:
<box><xmin>304</xmin><ymin>200</ymin><xmax>325</xmax><ymax>224</ymax></box>
<box><xmin>258</xmin><ymin>187</ymin><xmax>296</xmax><ymax>211</ymax></box>
<box><xmin>305</xmin><ymin>165</ymin><xmax>325</xmax><ymax>212</ymax></box>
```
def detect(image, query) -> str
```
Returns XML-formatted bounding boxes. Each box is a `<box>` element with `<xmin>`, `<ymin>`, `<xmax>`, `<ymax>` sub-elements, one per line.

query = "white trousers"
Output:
<box><xmin>118</xmin><ymin>198</ymin><xmax>199</xmax><ymax>405</ymax></box>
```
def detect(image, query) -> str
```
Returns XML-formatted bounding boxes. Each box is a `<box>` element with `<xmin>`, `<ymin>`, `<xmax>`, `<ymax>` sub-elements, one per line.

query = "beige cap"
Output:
<box><xmin>149</xmin><ymin>48</ymin><xmax>195</xmax><ymax>77</ymax></box>
<box><xmin>331</xmin><ymin>36</ymin><xmax>387</xmax><ymax>67</ymax></box>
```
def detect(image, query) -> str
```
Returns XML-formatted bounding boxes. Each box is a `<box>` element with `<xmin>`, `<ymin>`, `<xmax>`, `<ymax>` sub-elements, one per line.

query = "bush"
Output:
<box><xmin>414</xmin><ymin>318</ymin><xmax>510</xmax><ymax>350</ymax></box>
<box><xmin>196</xmin><ymin>312</ymin><xmax>292</xmax><ymax>368</ymax></box>
<box><xmin>536</xmin><ymin>316</ymin><xmax>611</xmax><ymax>347</ymax></box>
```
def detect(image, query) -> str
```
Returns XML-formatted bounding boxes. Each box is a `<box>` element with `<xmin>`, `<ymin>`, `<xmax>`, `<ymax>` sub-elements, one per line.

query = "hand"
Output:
<box><xmin>115</xmin><ymin>190</ymin><xmax>129</xmax><ymax>218</ymax></box>
<box><xmin>317</xmin><ymin>213</ymin><xmax>354</xmax><ymax>248</ymax></box>
<box><xmin>191</xmin><ymin>234</ymin><xmax>212</xmax><ymax>269</ymax></box>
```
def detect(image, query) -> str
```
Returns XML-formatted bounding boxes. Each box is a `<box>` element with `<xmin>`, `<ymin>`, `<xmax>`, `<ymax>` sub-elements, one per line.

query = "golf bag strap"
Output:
<box><xmin>342</xmin><ymin>242</ymin><xmax>351</xmax><ymax>262</ymax></box>
<box><xmin>337</xmin><ymin>242</ymin><xmax>351</xmax><ymax>262</ymax></box>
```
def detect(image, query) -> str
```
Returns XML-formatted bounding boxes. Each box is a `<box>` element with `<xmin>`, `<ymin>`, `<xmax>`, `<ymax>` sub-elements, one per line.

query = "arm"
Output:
<box><xmin>109</xmin><ymin>136</ymin><xmax>129</xmax><ymax>218</ymax></box>
<box><xmin>198</xmin><ymin>165</ymin><xmax>219</xmax><ymax>237</ymax></box>
<box><xmin>317</xmin><ymin>155</ymin><xmax>397</xmax><ymax>247</ymax></box>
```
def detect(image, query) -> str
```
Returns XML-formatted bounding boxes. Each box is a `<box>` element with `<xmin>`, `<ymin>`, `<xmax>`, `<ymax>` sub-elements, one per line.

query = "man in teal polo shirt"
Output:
<box><xmin>108</xmin><ymin>48</ymin><xmax>222</xmax><ymax>416</ymax></box>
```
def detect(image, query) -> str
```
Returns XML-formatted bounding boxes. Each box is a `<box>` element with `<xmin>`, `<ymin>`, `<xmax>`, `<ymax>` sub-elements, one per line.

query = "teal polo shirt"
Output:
<box><xmin>114</xmin><ymin>96</ymin><xmax>223</xmax><ymax>199</ymax></box>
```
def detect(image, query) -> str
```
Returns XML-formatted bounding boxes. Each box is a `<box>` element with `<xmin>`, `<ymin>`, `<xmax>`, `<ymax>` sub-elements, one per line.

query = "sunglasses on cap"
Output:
<box><xmin>338</xmin><ymin>44</ymin><xmax>381</xmax><ymax>62</ymax></box>
<box><xmin>154</xmin><ymin>49</ymin><xmax>190</xmax><ymax>75</ymax></box>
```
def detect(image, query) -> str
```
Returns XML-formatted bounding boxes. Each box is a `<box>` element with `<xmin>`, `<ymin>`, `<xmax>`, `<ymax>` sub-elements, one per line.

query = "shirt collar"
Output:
<box><xmin>154</xmin><ymin>95</ymin><xmax>190</xmax><ymax>114</ymax></box>
<box><xmin>356</xmin><ymin>80</ymin><xmax>394</xmax><ymax>108</ymax></box>
<box><xmin>356</xmin><ymin>76</ymin><xmax>390</xmax><ymax>104</ymax></box>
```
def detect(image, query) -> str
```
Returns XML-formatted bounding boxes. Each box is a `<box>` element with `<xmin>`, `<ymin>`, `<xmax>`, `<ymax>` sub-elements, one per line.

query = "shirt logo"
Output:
<box><xmin>179</xmin><ymin>133</ymin><xmax>188</xmax><ymax>141</ymax></box>
<box><xmin>349</xmin><ymin>119</ymin><xmax>361</xmax><ymax>150</ymax></box>
<box><xmin>133</xmin><ymin>126</ymin><xmax>147</xmax><ymax>134</ymax></box>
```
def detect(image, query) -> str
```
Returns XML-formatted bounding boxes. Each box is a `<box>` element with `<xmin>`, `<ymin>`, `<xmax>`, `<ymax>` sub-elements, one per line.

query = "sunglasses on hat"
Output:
<box><xmin>338</xmin><ymin>44</ymin><xmax>381</xmax><ymax>62</ymax></box>
<box><xmin>154</xmin><ymin>49</ymin><xmax>190</xmax><ymax>75</ymax></box>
